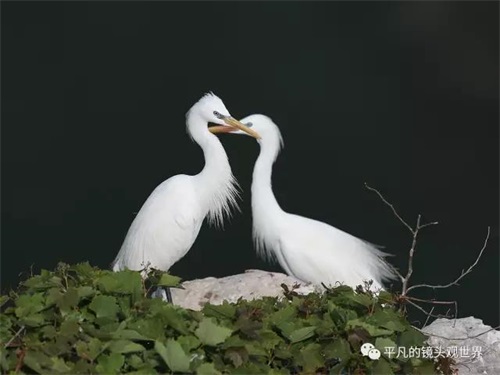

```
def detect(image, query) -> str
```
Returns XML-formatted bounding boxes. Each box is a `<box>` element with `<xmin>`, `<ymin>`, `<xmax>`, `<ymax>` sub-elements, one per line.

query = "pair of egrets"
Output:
<box><xmin>112</xmin><ymin>93</ymin><xmax>395</xmax><ymax>301</ymax></box>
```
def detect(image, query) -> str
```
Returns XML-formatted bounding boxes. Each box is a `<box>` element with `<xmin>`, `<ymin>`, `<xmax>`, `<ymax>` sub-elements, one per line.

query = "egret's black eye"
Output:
<box><xmin>245</xmin><ymin>122</ymin><xmax>253</xmax><ymax>128</ymax></box>
<box><xmin>213</xmin><ymin>111</ymin><xmax>224</xmax><ymax>119</ymax></box>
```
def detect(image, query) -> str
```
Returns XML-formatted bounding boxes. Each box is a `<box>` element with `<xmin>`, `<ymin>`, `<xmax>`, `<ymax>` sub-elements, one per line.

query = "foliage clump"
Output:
<box><xmin>0</xmin><ymin>262</ymin><xmax>438</xmax><ymax>374</ymax></box>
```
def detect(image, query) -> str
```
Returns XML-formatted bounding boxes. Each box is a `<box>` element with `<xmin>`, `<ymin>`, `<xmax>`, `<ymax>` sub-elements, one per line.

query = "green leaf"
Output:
<box><xmin>196</xmin><ymin>362</ymin><xmax>222</xmax><ymax>375</ymax></box>
<box><xmin>329</xmin><ymin>305</ymin><xmax>358</xmax><ymax>328</ymax></box>
<box><xmin>60</xmin><ymin>319</ymin><xmax>79</xmax><ymax>337</ymax></box>
<box><xmin>232</xmin><ymin>361</ymin><xmax>272</xmax><ymax>374</ymax></box>
<box><xmin>375</xmin><ymin>337</ymin><xmax>397</xmax><ymax>359</ymax></box>
<box><xmin>177</xmin><ymin>334</ymin><xmax>201</xmax><ymax>352</ymax></box>
<box><xmin>98</xmin><ymin>271</ymin><xmax>143</xmax><ymax>297</ymax></box>
<box><xmin>268</xmin><ymin>305</ymin><xmax>296</xmax><ymax>326</ymax></box>
<box><xmin>369</xmin><ymin>309</ymin><xmax>407</xmax><ymax>332</ymax></box>
<box><xmin>0</xmin><ymin>315</ymin><xmax>12</xmax><ymax>343</ymax></box>
<box><xmin>112</xmin><ymin>329</ymin><xmax>150</xmax><ymax>341</ymax></box>
<box><xmin>372</xmin><ymin>357</ymin><xmax>395</xmax><ymax>375</ymax></box>
<box><xmin>222</xmin><ymin>335</ymin><xmax>248</xmax><ymax>349</ymax></box>
<box><xmin>19</xmin><ymin>313</ymin><xmax>45</xmax><ymax>327</ymax></box>
<box><xmin>244</xmin><ymin>342</ymin><xmax>268</xmax><ymax>357</ymax></box>
<box><xmin>274</xmin><ymin>345</ymin><xmax>293</xmax><ymax>359</ymax></box>
<box><xmin>234</xmin><ymin>316</ymin><xmax>263</xmax><ymax>339</ymax></box>
<box><xmin>350</xmin><ymin>292</ymin><xmax>373</xmax><ymax>307</ymax></box>
<box><xmin>51</xmin><ymin>357</ymin><xmax>72</xmax><ymax>373</ymax></box>
<box><xmin>57</xmin><ymin>287</ymin><xmax>80</xmax><ymax>312</ymax></box>
<box><xmin>323</xmin><ymin>338</ymin><xmax>351</xmax><ymax>363</ymax></box>
<box><xmin>21</xmin><ymin>274</ymin><xmax>62</xmax><ymax>290</ymax></box>
<box><xmin>381</xmin><ymin>319</ymin><xmax>407</xmax><ymax>332</ymax></box>
<box><xmin>298</xmin><ymin>343</ymin><xmax>323</xmax><ymax>372</ymax></box>
<box><xmin>268</xmin><ymin>369</ymin><xmax>290</xmax><ymax>375</ymax></box>
<box><xmin>276</xmin><ymin>321</ymin><xmax>297</xmax><ymax>339</ymax></box>
<box><xmin>71</xmin><ymin>262</ymin><xmax>96</xmax><ymax>276</ymax></box>
<box><xmin>158</xmin><ymin>273</ymin><xmax>182</xmax><ymax>287</ymax></box>
<box><xmin>259</xmin><ymin>329</ymin><xmax>282</xmax><ymax>350</ymax></box>
<box><xmin>96</xmin><ymin>352</ymin><xmax>125</xmax><ymax>374</ymax></box>
<box><xmin>77</xmin><ymin>286</ymin><xmax>95</xmax><ymax>299</ymax></box>
<box><xmin>0</xmin><ymin>295</ymin><xmax>10</xmax><ymax>308</ymax></box>
<box><xmin>76</xmin><ymin>337</ymin><xmax>108</xmax><ymax>361</ymax></box>
<box><xmin>14</xmin><ymin>293</ymin><xmax>45</xmax><ymax>318</ymax></box>
<box><xmin>195</xmin><ymin>317</ymin><xmax>233</xmax><ymax>346</ymax></box>
<box><xmin>346</xmin><ymin>318</ymin><xmax>393</xmax><ymax>336</ymax></box>
<box><xmin>23</xmin><ymin>350</ymin><xmax>52</xmax><ymax>373</ymax></box>
<box><xmin>399</xmin><ymin>327</ymin><xmax>427</xmax><ymax>348</ymax></box>
<box><xmin>224</xmin><ymin>347</ymin><xmax>249</xmax><ymax>368</ymax></box>
<box><xmin>378</xmin><ymin>290</ymin><xmax>394</xmax><ymax>303</ymax></box>
<box><xmin>89</xmin><ymin>337</ymin><xmax>109</xmax><ymax>360</ymax></box>
<box><xmin>412</xmin><ymin>359</ymin><xmax>437</xmax><ymax>375</ymax></box>
<box><xmin>155</xmin><ymin>339</ymin><xmax>190</xmax><ymax>373</ymax></box>
<box><xmin>288</xmin><ymin>326</ymin><xmax>317</xmax><ymax>343</ymax></box>
<box><xmin>161</xmin><ymin>305</ymin><xmax>189</xmax><ymax>334</ymax></box>
<box><xmin>128</xmin><ymin>318</ymin><xmax>165</xmax><ymax>341</ymax></box>
<box><xmin>89</xmin><ymin>295</ymin><xmax>119</xmax><ymax>319</ymax></box>
<box><xmin>127</xmin><ymin>354</ymin><xmax>144</xmax><ymax>369</ymax></box>
<box><xmin>203</xmin><ymin>302</ymin><xmax>237</xmax><ymax>320</ymax></box>
<box><xmin>109</xmin><ymin>339</ymin><xmax>145</xmax><ymax>353</ymax></box>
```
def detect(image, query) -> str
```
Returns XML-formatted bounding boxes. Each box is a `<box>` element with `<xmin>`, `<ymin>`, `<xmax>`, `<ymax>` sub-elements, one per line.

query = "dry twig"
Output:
<box><xmin>4</xmin><ymin>326</ymin><xmax>25</xmax><ymax>349</ymax></box>
<box><xmin>407</xmin><ymin>227</ymin><xmax>490</xmax><ymax>293</ymax></box>
<box><xmin>364</xmin><ymin>183</ymin><xmax>490</xmax><ymax>326</ymax></box>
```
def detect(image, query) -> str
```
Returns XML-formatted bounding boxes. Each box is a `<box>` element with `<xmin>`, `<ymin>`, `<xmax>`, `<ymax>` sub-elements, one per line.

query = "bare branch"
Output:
<box><xmin>364</xmin><ymin>183</ymin><xmax>414</xmax><ymax>235</ymax></box>
<box><xmin>415</xmin><ymin>324</ymin><xmax>500</xmax><ymax>341</ymax></box>
<box><xmin>387</xmin><ymin>263</ymin><xmax>405</xmax><ymax>283</ymax></box>
<box><xmin>406</xmin><ymin>299</ymin><xmax>452</xmax><ymax>320</ymax></box>
<box><xmin>406</xmin><ymin>296</ymin><xmax>456</xmax><ymax>305</ymax></box>
<box><xmin>4</xmin><ymin>326</ymin><xmax>25</xmax><ymax>349</ymax></box>
<box><xmin>423</xmin><ymin>306</ymin><xmax>435</xmax><ymax>328</ymax></box>
<box><xmin>407</xmin><ymin>226</ymin><xmax>490</xmax><ymax>293</ymax></box>
<box><xmin>419</xmin><ymin>221</ymin><xmax>439</xmax><ymax>230</ymax></box>
<box><xmin>367</xmin><ymin>183</ymin><xmax>489</xmax><ymax>328</ymax></box>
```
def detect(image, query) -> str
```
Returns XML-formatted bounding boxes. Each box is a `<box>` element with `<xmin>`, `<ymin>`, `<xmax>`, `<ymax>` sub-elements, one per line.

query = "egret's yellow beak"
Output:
<box><xmin>209</xmin><ymin>117</ymin><xmax>261</xmax><ymax>139</ymax></box>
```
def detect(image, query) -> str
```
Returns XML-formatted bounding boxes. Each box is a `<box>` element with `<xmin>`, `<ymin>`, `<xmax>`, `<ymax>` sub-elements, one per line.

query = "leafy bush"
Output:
<box><xmin>0</xmin><ymin>263</ymin><xmax>438</xmax><ymax>374</ymax></box>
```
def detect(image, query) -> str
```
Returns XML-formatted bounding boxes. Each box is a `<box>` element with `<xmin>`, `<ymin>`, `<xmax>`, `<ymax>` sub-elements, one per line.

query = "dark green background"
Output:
<box><xmin>2</xmin><ymin>2</ymin><xmax>499</xmax><ymax>327</ymax></box>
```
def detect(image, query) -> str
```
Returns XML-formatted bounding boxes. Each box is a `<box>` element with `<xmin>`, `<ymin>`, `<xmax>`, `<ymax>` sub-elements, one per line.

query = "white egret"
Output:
<box><xmin>112</xmin><ymin>93</ymin><xmax>260</xmax><ymax>301</ymax></box>
<box><xmin>210</xmin><ymin>114</ymin><xmax>395</xmax><ymax>292</ymax></box>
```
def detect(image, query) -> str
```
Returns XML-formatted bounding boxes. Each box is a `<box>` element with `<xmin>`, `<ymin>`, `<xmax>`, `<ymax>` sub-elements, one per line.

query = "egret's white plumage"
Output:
<box><xmin>211</xmin><ymin>114</ymin><xmax>395</xmax><ymax>291</ymax></box>
<box><xmin>112</xmin><ymin>93</ymin><xmax>260</xmax><ymax>274</ymax></box>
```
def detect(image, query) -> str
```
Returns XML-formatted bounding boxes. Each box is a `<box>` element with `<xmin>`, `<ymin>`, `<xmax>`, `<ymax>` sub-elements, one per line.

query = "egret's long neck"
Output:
<box><xmin>251</xmin><ymin>138</ymin><xmax>283</xmax><ymax>220</ymax></box>
<box><xmin>187</xmin><ymin>114</ymin><xmax>239</xmax><ymax>227</ymax></box>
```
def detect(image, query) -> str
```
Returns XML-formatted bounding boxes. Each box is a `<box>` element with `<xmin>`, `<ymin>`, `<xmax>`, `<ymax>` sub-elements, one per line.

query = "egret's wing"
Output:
<box><xmin>278</xmin><ymin>216</ymin><xmax>393</xmax><ymax>289</ymax></box>
<box><xmin>114</xmin><ymin>176</ymin><xmax>203</xmax><ymax>272</ymax></box>
<box><xmin>274</xmin><ymin>238</ymin><xmax>296</xmax><ymax>277</ymax></box>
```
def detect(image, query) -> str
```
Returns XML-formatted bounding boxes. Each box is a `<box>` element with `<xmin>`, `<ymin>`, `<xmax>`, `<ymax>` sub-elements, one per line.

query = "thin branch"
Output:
<box><xmin>415</xmin><ymin>324</ymin><xmax>500</xmax><ymax>341</ymax></box>
<box><xmin>423</xmin><ymin>306</ymin><xmax>435</xmax><ymax>328</ymax></box>
<box><xmin>400</xmin><ymin>215</ymin><xmax>438</xmax><ymax>295</ymax></box>
<box><xmin>407</xmin><ymin>227</ymin><xmax>490</xmax><ymax>293</ymax></box>
<box><xmin>406</xmin><ymin>296</ymin><xmax>456</xmax><ymax>305</ymax></box>
<box><xmin>387</xmin><ymin>263</ymin><xmax>405</xmax><ymax>283</ymax></box>
<box><xmin>419</xmin><ymin>222</ymin><xmax>439</xmax><ymax>230</ymax></box>
<box><xmin>406</xmin><ymin>299</ymin><xmax>452</xmax><ymax>319</ymax></box>
<box><xmin>364</xmin><ymin>183</ymin><xmax>415</xmax><ymax>235</ymax></box>
<box><xmin>402</xmin><ymin>215</ymin><xmax>420</xmax><ymax>294</ymax></box>
<box><xmin>367</xmin><ymin>183</ymin><xmax>490</xmax><ymax>329</ymax></box>
<box><xmin>364</xmin><ymin>183</ymin><xmax>437</xmax><ymax>296</ymax></box>
<box><xmin>4</xmin><ymin>326</ymin><xmax>25</xmax><ymax>349</ymax></box>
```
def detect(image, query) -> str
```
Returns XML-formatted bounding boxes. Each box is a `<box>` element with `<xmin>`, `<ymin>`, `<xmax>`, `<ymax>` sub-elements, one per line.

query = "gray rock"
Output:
<box><xmin>171</xmin><ymin>269</ymin><xmax>319</xmax><ymax>310</ymax></box>
<box><xmin>422</xmin><ymin>317</ymin><xmax>500</xmax><ymax>374</ymax></box>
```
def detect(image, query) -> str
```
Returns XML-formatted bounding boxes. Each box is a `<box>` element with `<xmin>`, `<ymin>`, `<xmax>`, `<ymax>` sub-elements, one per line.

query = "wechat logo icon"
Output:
<box><xmin>361</xmin><ymin>343</ymin><xmax>381</xmax><ymax>360</ymax></box>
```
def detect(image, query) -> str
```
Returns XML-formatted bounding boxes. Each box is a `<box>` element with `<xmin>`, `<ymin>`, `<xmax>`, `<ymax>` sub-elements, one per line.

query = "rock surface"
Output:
<box><xmin>422</xmin><ymin>317</ymin><xmax>500</xmax><ymax>375</ymax></box>
<box><xmin>171</xmin><ymin>269</ymin><xmax>319</xmax><ymax>310</ymax></box>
